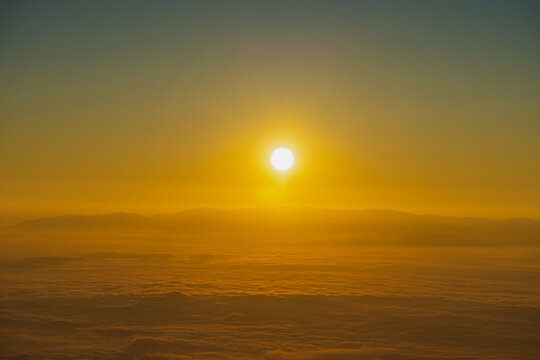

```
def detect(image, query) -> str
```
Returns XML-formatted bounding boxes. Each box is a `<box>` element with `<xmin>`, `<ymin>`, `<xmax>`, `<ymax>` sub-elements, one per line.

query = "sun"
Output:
<box><xmin>270</xmin><ymin>147</ymin><xmax>294</xmax><ymax>172</ymax></box>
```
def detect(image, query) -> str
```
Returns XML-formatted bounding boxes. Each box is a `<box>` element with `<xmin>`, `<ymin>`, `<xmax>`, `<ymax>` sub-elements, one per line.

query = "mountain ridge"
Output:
<box><xmin>6</xmin><ymin>208</ymin><xmax>540</xmax><ymax>246</ymax></box>
<box><xmin>9</xmin><ymin>207</ymin><xmax>540</xmax><ymax>228</ymax></box>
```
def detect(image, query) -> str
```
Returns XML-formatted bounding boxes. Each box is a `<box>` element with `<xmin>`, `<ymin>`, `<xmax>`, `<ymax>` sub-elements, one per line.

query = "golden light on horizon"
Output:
<box><xmin>3</xmin><ymin>3</ymin><xmax>540</xmax><ymax>360</ymax></box>
<box><xmin>270</xmin><ymin>147</ymin><xmax>295</xmax><ymax>172</ymax></box>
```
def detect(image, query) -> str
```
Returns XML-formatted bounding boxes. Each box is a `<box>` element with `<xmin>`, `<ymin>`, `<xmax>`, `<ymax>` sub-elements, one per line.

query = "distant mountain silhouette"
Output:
<box><xmin>12</xmin><ymin>212</ymin><xmax>156</xmax><ymax>229</ymax></box>
<box><xmin>8</xmin><ymin>208</ymin><xmax>540</xmax><ymax>246</ymax></box>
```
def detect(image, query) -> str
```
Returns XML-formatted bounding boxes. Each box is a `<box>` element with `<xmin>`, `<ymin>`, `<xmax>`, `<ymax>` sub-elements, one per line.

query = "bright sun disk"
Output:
<box><xmin>270</xmin><ymin>147</ymin><xmax>294</xmax><ymax>172</ymax></box>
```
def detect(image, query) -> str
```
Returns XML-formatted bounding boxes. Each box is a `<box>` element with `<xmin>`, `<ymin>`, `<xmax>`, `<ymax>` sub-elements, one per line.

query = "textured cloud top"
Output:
<box><xmin>1</xmin><ymin>246</ymin><xmax>539</xmax><ymax>359</ymax></box>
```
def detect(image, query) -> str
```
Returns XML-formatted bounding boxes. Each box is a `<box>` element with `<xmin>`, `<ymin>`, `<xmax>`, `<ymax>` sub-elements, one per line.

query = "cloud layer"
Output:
<box><xmin>1</xmin><ymin>248</ymin><xmax>540</xmax><ymax>359</ymax></box>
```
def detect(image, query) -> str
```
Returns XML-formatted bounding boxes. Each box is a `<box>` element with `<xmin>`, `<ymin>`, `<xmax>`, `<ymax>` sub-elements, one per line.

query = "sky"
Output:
<box><xmin>1</xmin><ymin>0</ymin><xmax>539</xmax><ymax>220</ymax></box>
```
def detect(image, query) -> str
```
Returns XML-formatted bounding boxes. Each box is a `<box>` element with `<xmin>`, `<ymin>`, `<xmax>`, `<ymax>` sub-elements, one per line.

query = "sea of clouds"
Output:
<box><xmin>1</xmin><ymin>247</ymin><xmax>539</xmax><ymax>359</ymax></box>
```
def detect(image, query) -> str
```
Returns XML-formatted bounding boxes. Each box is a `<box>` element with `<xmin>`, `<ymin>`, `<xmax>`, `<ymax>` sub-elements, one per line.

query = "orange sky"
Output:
<box><xmin>1</xmin><ymin>1</ymin><xmax>539</xmax><ymax>222</ymax></box>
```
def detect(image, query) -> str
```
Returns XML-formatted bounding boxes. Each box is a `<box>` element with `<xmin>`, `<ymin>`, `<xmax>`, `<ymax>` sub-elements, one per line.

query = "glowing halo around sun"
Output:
<box><xmin>270</xmin><ymin>147</ymin><xmax>294</xmax><ymax>172</ymax></box>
